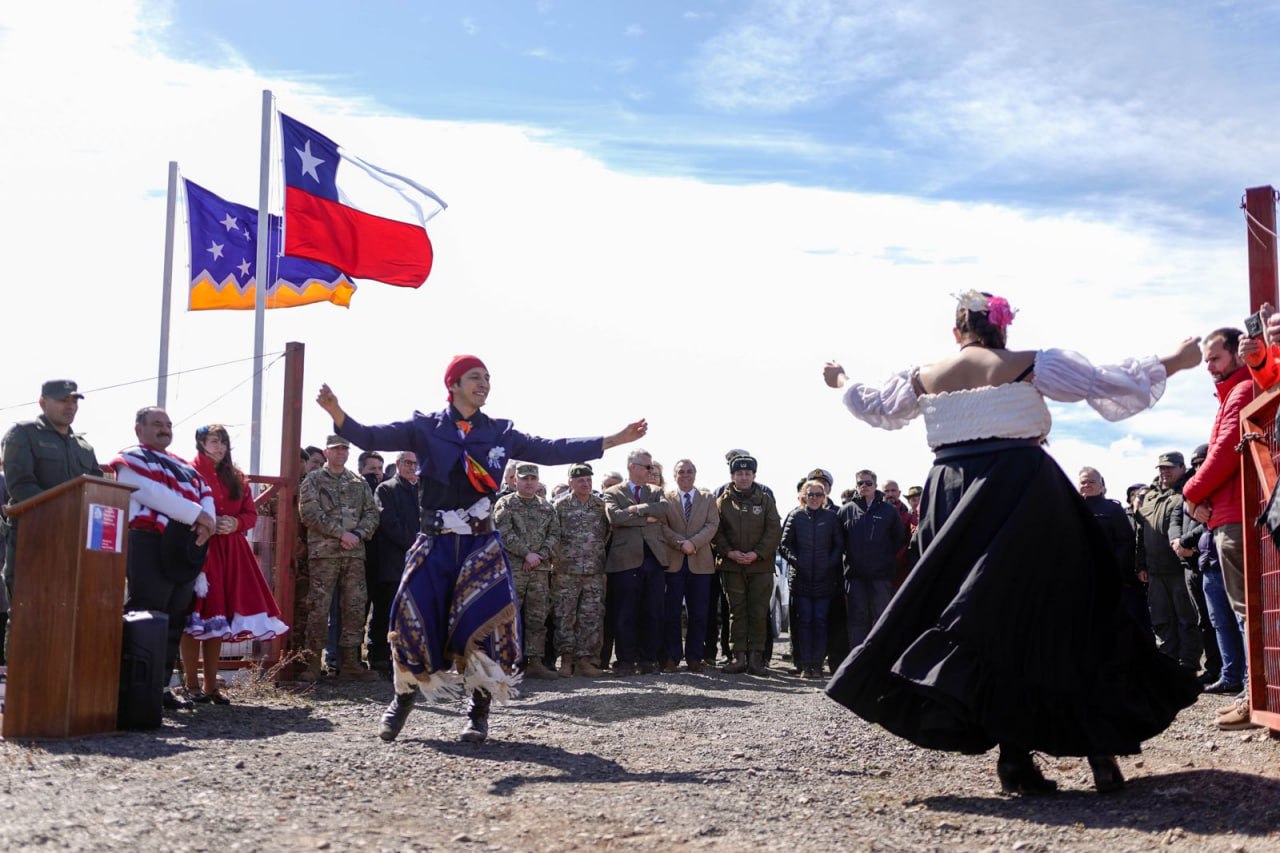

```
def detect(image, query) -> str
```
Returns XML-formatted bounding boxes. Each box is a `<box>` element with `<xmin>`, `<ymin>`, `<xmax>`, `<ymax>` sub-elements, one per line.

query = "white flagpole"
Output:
<box><xmin>157</xmin><ymin>160</ymin><xmax>179</xmax><ymax>408</ymax></box>
<box><xmin>250</xmin><ymin>89</ymin><xmax>274</xmax><ymax>476</ymax></box>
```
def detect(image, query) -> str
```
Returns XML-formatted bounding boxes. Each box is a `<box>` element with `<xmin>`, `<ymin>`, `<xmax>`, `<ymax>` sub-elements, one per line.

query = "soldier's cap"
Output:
<box><xmin>568</xmin><ymin>463</ymin><xmax>593</xmax><ymax>479</ymax></box>
<box><xmin>41</xmin><ymin>379</ymin><xmax>84</xmax><ymax>401</ymax></box>
<box><xmin>1156</xmin><ymin>451</ymin><xmax>1185</xmax><ymax>468</ymax></box>
<box><xmin>516</xmin><ymin>462</ymin><xmax>539</xmax><ymax>478</ymax></box>
<box><xmin>905</xmin><ymin>486</ymin><xmax>923</xmax><ymax>498</ymax></box>
<box><xmin>806</xmin><ymin>468</ymin><xmax>833</xmax><ymax>487</ymax></box>
<box><xmin>729</xmin><ymin>455</ymin><xmax>757</xmax><ymax>473</ymax></box>
<box><xmin>1191</xmin><ymin>443</ymin><xmax>1209</xmax><ymax>465</ymax></box>
<box><xmin>725</xmin><ymin>448</ymin><xmax>751</xmax><ymax>463</ymax></box>
<box><xmin>325</xmin><ymin>434</ymin><xmax>350</xmax><ymax>448</ymax></box>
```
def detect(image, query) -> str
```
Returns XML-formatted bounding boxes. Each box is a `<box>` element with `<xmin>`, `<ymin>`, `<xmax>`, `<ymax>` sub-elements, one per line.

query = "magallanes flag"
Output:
<box><xmin>185</xmin><ymin>178</ymin><xmax>356</xmax><ymax>310</ymax></box>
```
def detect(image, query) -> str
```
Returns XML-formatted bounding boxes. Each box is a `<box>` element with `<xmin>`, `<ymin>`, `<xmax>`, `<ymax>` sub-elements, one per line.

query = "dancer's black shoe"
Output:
<box><xmin>1087</xmin><ymin>755</ymin><xmax>1125</xmax><ymax>794</ymax></box>
<box><xmin>996</xmin><ymin>750</ymin><xmax>1058</xmax><ymax>795</ymax></box>
<box><xmin>378</xmin><ymin>691</ymin><xmax>416</xmax><ymax>742</ymax></box>
<box><xmin>460</xmin><ymin>689</ymin><xmax>491</xmax><ymax>743</ymax></box>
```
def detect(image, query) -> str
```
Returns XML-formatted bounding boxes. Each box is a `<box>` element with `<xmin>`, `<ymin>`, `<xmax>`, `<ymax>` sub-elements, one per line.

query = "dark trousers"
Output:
<box><xmin>125</xmin><ymin>529</ymin><xmax>197</xmax><ymax>683</ymax></box>
<box><xmin>1187</xmin><ymin>568</ymin><xmax>1221</xmax><ymax>679</ymax></box>
<box><xmin>793</xmin><ymin>594</ymin><xmax>832</xmax><ymax>668</ymax></box>
<box><xmin>611</xmin><ymin>551</ymin><xmax>664</xmax><ymax>666</ymax></box>
<box><xmin>600</xmin><ymin>577</ymin><xmax>616</xmax><ymax>667</ymax></box>
<box><xmin>703</xmin><ymin>572</ymin><xmax>731</xmax><ymax>661</ymax></box>
<box><xmin>826</xmin><ymin>592</ymin><xmax>849</xmax><ymax>672</ymax></box>
<box><xmin>845</xmin><ymin>576</ymin><xmax>893</xmax><ymax>650</ymax></box>
<box><xmin>663</xmin><ymin>559</ymin><xmax>711</xmax><ymax>664</ymax></box>
<box><xmin>366</xmin><ymin>579</ymin><xmax>398</xmax><ymax>664</ymax></box>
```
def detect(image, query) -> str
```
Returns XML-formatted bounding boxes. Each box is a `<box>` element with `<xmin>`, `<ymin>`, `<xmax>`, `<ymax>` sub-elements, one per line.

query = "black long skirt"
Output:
<box><xmin>826</xmin><ymin>441</ymin><xmax>1201</xmax><ymax>756</ymax></box>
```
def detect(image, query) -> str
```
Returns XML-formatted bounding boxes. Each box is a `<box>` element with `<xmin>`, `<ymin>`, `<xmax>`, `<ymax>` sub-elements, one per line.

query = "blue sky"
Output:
<box><xmin>165</xmin><ymin>0</ymin><xmax>1280</xmax><ymax>226</ymax></box>
<box><xmin>0</xmin><ymin>0</ymin><xmax>1271</xmax><ymax>493</ymax></box>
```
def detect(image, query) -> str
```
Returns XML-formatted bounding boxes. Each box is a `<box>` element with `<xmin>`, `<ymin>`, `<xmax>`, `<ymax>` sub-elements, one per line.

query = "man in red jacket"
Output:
<box><xmin>1183</xmin><ymin>327</ymin><xmax>1252</xmax><ymax>619</ymax></box>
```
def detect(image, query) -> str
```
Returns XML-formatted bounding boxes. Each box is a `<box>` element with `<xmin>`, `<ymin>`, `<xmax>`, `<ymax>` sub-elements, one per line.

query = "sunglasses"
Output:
<box><xmin>632</xmin><ymin>463</ymin><xmax>654</xmax><ymax>470</ymax></box>
<box><xmin>857</xmin><ymin>480</ymin><xmax>875</xmax><ymax>487</ymax></box>
<box><xmin>804</xmin><ymin>491</ymin><xmax>826</xmax><ymax>498</ymax></box>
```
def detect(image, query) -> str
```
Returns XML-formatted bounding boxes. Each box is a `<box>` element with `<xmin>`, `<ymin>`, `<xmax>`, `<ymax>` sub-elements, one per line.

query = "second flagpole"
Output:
<box><xmin>250</xmin><ymin>89</ymin><xmax>274</xmax><ymax>477</ymax></box>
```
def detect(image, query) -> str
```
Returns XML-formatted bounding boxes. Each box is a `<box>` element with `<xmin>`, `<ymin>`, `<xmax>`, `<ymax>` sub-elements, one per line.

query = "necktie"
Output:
<box><xmin>683</xmin><ymin>492</ymin><xmax>692</xmax><ymax>521</ymax></box>
<box><xmin>634</xmin><ymin>485</ymin><xmax>642</xmax><ymax>502</ymax></box>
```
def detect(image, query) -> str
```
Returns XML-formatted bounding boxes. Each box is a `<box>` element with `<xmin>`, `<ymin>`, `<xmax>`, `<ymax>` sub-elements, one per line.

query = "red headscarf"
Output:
<box><xmin>444</xmin><ymin>354</ymin><xmax>486</xmax><ymax>402</ymax></box>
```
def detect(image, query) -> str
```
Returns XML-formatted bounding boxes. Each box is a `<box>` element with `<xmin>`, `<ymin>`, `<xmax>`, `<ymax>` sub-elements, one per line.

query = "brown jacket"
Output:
<box><xmin>604</xmin><ymin>481</ymin><xmax>670</xmax><ymax>572</ymax></box>
<box><xmin>661</xmin><ymin>488</ymin><xmax>720</xmax><ymax>574</ymax></box>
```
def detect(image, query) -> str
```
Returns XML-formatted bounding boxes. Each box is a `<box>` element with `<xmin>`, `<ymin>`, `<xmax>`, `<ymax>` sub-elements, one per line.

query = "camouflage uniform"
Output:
<box><xmin>552</xmin><ymin>492</ymin><xmax>607</xmax><ymax>657</ymax></box>
<box><xmin>298</xmin><ymin>467</ymin><xmax>379</xmax><ymax>654</ymax></box>
<box><xmin>494</xmin><ymin>492</ymin><xmax>560</xmax><ymax>658</ymax></box>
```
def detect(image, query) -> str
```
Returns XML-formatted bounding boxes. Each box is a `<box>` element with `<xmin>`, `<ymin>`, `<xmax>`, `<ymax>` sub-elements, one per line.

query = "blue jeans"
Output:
<box><xmin>793</xmin><ymin>594</ymin><xmax>831</xmax><ymax>668</ymax></box>
<box><xmin>663</xmin><ymin>558</ymin><xmax>711</xmax><ymax>663</ymax></box>
<box><xmin>1202</xmin><ymin>566</ymin><xmax>1246</xmax><ymax>684</ymax></box>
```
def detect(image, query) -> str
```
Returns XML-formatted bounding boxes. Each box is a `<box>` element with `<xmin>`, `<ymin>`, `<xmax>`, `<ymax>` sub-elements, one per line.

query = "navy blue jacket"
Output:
<box><xmin>780</xmin><ymin>505</ymin><xmax>844</xmax><ymax>597</ymax></box>
<box><xmin>838</xmin><ymin>491</ymin><xmax>906</xmax><ymax>580</ymax></box>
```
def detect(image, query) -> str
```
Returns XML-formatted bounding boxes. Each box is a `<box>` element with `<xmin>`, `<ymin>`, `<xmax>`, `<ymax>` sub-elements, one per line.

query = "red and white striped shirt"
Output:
<box><xmin>112</xmin><ymin>445</ymin><xmax>214</xmax><ymax>534</ymax></box>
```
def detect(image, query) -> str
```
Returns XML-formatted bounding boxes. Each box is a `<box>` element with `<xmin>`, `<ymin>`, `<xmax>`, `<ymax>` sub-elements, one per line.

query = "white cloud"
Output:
<box><xmin>524</xmin><ymin>46</ymin><xmax>564</xmax><ymax>63</ymax></box>
<box><xmin>624</xmin><ymin>23</ymin><xmax>645</xmax><ymax>37</ymax></box>
<box><xmin>688</xmin><ymin>0</ymin><xmax>1280</xmax><ymax>194</ymax></box>
<box><xmin>0</xmin><ymin>1</ymin><xmax>1245</xmax><ymax>503</ymax></box>
<box><xmin>461</xmin><ymin>16</ymin><xmax>479</xmax><ymax>36</ymax></box>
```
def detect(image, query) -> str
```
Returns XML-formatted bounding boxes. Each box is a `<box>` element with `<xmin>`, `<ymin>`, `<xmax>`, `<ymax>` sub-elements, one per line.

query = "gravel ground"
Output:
<box><xmin>2</xmin><ymin>647</ymin><xmax>1279</xmax><ymax>852</ymax></box>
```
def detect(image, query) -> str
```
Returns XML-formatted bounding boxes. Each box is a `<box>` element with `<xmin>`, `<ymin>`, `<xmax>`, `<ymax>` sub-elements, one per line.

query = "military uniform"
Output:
<box><xmin>298</xmin><ymin>462</ymin><xmax>379</xmax><ymax>665</ymax></box>
<box><xmin>493</xmin><ymin>489</ymin><xmax>559</xmax><ymax>661</ymax></box>
<box><xmin>1</xmin><ymin>382</ymin><xmax>102</xmax><ymax>592</ymax></box>
<box><xmin>552</xmin><ymin>490</ymin><xmax>608</xmax><ymax>662</ymax></box>
<box><xmin>713</xmin><ymin>462</ymin><xmax>782</xmax><ymax>662</ymax></box>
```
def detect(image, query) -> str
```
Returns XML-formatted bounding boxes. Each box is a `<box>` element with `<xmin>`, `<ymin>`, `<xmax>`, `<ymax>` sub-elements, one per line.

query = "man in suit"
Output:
<box><xmin>660</xmin><ymin>459</ymin><xmax>720</xmax><ymax>672</ymax></box>
<box><xmin>604</xmin><ymin>448</ymin><xmax>669</xmax><ymax>674</ymax></box>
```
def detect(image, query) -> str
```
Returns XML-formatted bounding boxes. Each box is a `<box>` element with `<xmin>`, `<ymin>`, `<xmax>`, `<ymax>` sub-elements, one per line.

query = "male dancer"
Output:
<box><xmin>316</xmin><ymin>355</ymin><xmax>645</xmax><ymax>742</ymax></box>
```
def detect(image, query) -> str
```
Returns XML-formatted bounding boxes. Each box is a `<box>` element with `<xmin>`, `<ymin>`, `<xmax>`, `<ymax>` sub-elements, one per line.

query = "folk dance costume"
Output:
<box><xmin>334</xmin><ymin>404</ymin><xmax>604</xmax><ymax>741</ymax></box>
<box><xmin>826</xmin><ymin>349</ymin><xmax>1201</xmax><ymax>769</ymax></box>
<box><xmin>184</xmin><ymin>453</ymin><xmax>289</xmax><ymax>642</ymax></box>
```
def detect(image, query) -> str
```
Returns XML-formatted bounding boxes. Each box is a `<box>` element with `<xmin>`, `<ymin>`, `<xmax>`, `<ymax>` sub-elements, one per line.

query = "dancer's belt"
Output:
<box><xmin>430</xmin><ymin>497</ymin><xmax>494</xmax><ymax>535</ymax></box>
<box><xmin>933</xmin><ymin>437</ymin><xmax>1043</xmax><ymax>462</ymax></box>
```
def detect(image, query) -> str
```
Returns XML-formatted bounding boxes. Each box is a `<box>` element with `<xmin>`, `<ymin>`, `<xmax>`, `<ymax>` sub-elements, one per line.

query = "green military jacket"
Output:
<box><xmin>552</xmin><ymin>491</ymin><xmax>607</xmax><ymax>575</ymax></box>
<box><xmin>298</xmin><ymin>466</ymin><xmax>379</xmax><ymax>559</ymax></box>
<box><xmin>494</xmin><ymin>492</ymin><xmax>560</xmax><ymax>570</ymax></box>
<box><xmin>713</xmin><ymin>483</ymin><xmax>783</xmax><ymax>574</ymax></box>
<box><xmin>1</xmin><ymin>415</ymin><xmax>102</xmax><ymax>506</ymax></box>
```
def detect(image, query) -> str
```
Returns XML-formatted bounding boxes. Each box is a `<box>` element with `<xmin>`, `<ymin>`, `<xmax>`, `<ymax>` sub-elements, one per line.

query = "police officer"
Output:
<box><xmin>297</xmin><ymin>434</ymin><xmax>380</xmax><ymax>683</ymax></box>
<box><xmin>493</xmin><ymin>462</ymin><xmax>561</xmax><ymax>679</ymax></box>
<box><xmin>552</xmin><ymin>462</ymin><xmax>609</xmax><ymax>677</ymax></box>
<box><xmin>2</xmin><ymin>380</ymin><xmax>102</xmax><ymax>593</ymax></box>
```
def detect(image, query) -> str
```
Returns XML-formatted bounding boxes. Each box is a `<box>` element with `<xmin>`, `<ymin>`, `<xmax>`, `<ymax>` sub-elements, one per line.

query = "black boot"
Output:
<box><xmin>378</xmin><ymin>691</ymin><xmax>416</xmax><ymax>742</ymax></box>
<box><xmin>996</xmin><ymin>747</ymin><xmax>1057</xmax><ymax>795</ymax></box>
<box><xmin>1087</xmin><ymin>755</ymin><xmax>1125</xmax><ymax>794</ymax></box>
<box><xmin>460</xmin><ymin>689</ymin><xmax>491</xmax><ymax>743</ymax></box>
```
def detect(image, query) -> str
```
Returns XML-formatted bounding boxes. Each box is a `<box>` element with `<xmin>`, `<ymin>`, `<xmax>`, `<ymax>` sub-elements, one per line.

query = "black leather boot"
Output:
<box><xmin>378</xmin><ymin>691</ymin><xmax>416</xmax><ymax>742</ymax></box>
<box><xmin>460</xmin><ymin>689</ymin><xmax>491</xmax><ymax>743</ymax></box>
<box><xmin>996</xmin><ymin>746</ymin><xmax>1057</xmax><ymax>795</ymax></box>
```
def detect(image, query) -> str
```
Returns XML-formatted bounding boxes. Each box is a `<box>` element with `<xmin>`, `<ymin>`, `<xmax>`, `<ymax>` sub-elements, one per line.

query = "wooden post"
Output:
<box><xmin>1244</xmin><ymin>185</ymin><xmax>1278</xmax><ymax>310</ymax></box>
<box><xmin>273</xmin><ymin>342</ymin><xmax>304</xmax><ymax>662</ymax></box>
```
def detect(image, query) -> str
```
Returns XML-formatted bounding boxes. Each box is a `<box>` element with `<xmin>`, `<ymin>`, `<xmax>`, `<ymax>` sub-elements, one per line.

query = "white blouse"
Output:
<box><xmin>840</xmin><ymin>349</ymin><xmax>1168</xmax><ymax>449</ymax></box>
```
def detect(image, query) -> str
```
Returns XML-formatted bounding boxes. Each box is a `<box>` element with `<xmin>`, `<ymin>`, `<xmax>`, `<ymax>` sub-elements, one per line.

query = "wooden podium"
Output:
<box><xmin>2</xmin><ymin>475</ymin><xmax>135</xmax><ymax>739</ymax></box>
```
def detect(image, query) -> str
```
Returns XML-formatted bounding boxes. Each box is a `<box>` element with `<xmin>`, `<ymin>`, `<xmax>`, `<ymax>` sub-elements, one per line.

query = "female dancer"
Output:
<box><xmin>181</xmin><ymin>424</ymin><xmax>289</xmax><ymax>704</ymax></box>
<box><xmin>823</xmin><ymin>291</ymin><xmax>1203</xmax><ymax>794</ymax></box>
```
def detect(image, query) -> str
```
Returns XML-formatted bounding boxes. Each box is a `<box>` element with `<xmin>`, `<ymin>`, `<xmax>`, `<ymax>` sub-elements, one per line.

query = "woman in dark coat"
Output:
<box><xmin>780</xmin><ymin>478</ymin><xmax>844</xmax><ymax>679</ymax></box>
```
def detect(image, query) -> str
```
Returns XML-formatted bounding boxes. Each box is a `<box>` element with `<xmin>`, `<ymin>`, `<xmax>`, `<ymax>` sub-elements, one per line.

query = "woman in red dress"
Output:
<box><xmin>180</xmin><ymin>424</ymin><xmax>289</xmax><ymax>704</ymax></box>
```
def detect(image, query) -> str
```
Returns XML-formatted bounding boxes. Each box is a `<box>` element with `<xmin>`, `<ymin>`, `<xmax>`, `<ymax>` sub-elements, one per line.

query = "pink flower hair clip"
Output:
<box><xmin>986</xmin><ymin>296</ymin><xmax>1015</xmax><ymax>329</ymax></box>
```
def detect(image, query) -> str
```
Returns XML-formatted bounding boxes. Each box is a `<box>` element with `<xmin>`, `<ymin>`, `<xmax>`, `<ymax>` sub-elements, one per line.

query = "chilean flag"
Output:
<box><xmin>280</xmin><ymin>113</ymin><xmax>446</xmax><ymax>288</ymax></box>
